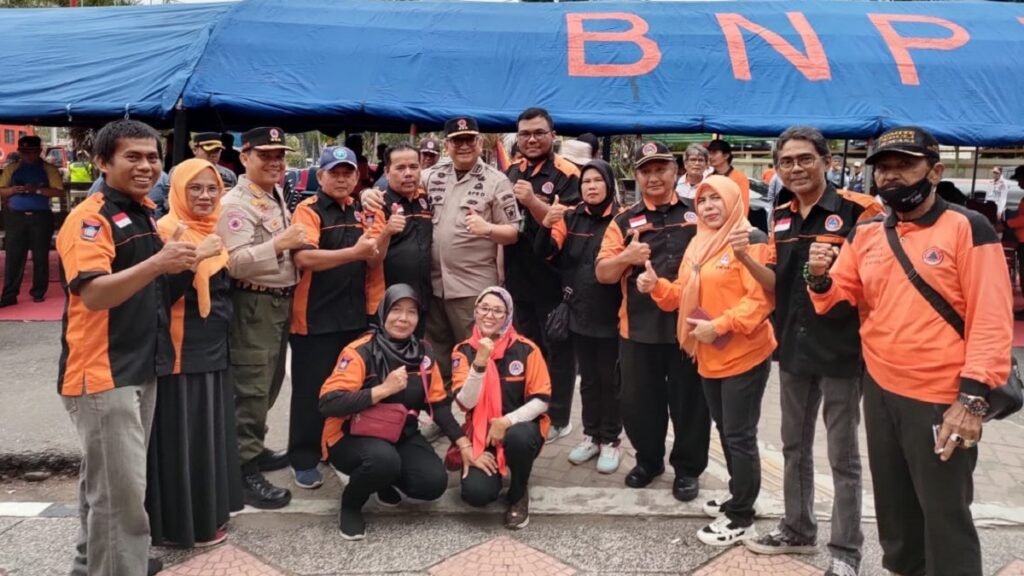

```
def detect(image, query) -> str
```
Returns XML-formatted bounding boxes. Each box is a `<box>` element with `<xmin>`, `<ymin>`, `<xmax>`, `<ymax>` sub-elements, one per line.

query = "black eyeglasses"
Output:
<box><xmin>516</xmin><ymin>130</ymin><xmax>551</xmax><ymax>141</ymax></box>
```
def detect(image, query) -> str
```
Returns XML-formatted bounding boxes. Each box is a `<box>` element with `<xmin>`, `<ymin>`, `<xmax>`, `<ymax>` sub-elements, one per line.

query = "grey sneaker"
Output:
<box><xmin>545</xmin><ymin>422</ymin><xmax>573</xmax><ymax>444</ymax></box>
<box><xmin>568</xmin><ymin>436</ymin><xmax>600</xmax><ymax>464</ymax></box>
<box><xmin>744</xmin><ymin>529</ymin><xmax>817</xmax><ymax>555</ymax></box>
<box><xmin>826</xmin><ymin>558</ymin><xmax>859</xmax><ymax>576</ymax></box>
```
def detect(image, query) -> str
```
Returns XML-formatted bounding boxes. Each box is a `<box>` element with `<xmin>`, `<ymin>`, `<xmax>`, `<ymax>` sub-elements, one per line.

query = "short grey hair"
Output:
<box><xmin>776</xmin><ymin>126</ymin><xmax>830</xmax><ymax>159</ymax></box>
<box><xmin>683</xmin><ymin>143</ymin><xmax>709</xmax><ymax>161</ymax></box>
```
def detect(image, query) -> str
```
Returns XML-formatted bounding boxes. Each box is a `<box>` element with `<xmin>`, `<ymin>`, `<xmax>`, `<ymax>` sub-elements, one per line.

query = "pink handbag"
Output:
<box><xmin>348</xmin><ymin>367</ymin><xmax>432</xmax><ymax>443</ymax></box>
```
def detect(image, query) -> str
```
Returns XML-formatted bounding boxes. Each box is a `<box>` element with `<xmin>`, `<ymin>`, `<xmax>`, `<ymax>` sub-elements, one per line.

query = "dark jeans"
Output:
<box><xmin>514</xmin><ymin>300</ymin><xmax>576</xmax><ymax>428</ymax></box>
<box><xmin>574</xmin><ymin>333</ymin><xmax>621</xmax><ymax>444</ymax></box>
<box><xmin>863</xmin><ymin>371</ymin><xmax>981</xmax><ymax>576</ymax></box>
<box><xmin>288</xmin><ymin>330</ymin><xmax>362</xmax><ymax>470</ymax></box>
<box><xmin>329</xmin><ymin>433</ymin><xmax>447</xmax><ymax>511</ymax></box>
<box><xmin>460</xmin><ymin>420</ymin><xmax>542</xmax><ymax>506</ymax></box>
<box><xmin>779</xmin><ymin>369</ymin><xmax>864</xmax><ymax>564</ymax></box>
<box><xmin>2</xmin><ymin>210</ymin><xmax>53</xmax><ymax>302</ymax></box>
<box><xmin>619</xmin><ymin>338</ymin><xmax>710</xmax><ymax>478</ymax></box>
<box><xmin>701</xmin><ymin>359</ymin><xmax>770</xmax><ymax>527</ymax></box>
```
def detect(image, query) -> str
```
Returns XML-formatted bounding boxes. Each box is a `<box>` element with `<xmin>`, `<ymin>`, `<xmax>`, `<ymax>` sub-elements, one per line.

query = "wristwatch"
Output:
<box><xmin>958</xmin><ymin>393</ymin><xmax>989</xmax><ymax>417</ymax></box>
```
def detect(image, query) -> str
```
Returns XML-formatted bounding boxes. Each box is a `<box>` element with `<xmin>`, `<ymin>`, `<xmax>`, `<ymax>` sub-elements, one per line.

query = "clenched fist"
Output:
<box><xmin>274</xmin><ymin>223</ymin><xmax>307</xmax><ymax>252</ymax></box>
<box><xmin>807</xmin><ymin>242</ymin><xmax>838</xmax><ymax>276</ymax></box>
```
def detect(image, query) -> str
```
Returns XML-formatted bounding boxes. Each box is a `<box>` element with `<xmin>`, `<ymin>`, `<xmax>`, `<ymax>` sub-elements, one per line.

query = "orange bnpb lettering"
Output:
<box><xmin>716</xmin><ymin>12</ymin><xmax>831</xmax><ymax>82</ymax></box>
<box><xmin>868</xmin><ymin>14</ymin><xmax>969</xmax><ymax>86</ymax></box>
<box><xmin>566</xmin><ymin>13</ymin><xmax>661</xmax><ymax>78</ymax></box>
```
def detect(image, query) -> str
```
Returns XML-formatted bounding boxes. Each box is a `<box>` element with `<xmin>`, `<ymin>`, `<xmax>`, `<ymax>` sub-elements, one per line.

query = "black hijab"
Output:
<box><xmin>580</xmin><ymin>160</ymin><xmax>617</xmax><ymax>217</ymax></box>
<box><xmin>369</xmin><ymin>284</ymin><xmax>425</xmax><ymax>378</ymax></box>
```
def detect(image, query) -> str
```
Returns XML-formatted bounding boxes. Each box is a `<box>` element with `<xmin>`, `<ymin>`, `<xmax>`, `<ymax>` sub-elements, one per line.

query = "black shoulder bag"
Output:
<box><xmin>884</xmin><ymin>226</ymin><xmax>1022</xmax><ymax>421</ymax></box>
<box><xmin>544</xmin><ymin>287</ymin><xmax>573</xmax><ymax>343</ymax></box>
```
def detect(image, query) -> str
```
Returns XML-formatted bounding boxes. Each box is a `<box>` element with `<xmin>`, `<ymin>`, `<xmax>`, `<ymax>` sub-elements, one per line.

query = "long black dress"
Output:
<box><xmin>146</xmin><ymin>269</ymin><xmax>242</xmax><ymax>547</ymax></box>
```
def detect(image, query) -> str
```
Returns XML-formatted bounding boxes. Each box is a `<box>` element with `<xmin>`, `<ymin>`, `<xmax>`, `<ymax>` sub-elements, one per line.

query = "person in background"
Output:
<box><xmin>1007</xmin><ymin>165</ymin><xmax>1024</xmax><ymax>290</ymax></box>
<box><xmin>535</xmin><ymin>160</ymin><xmax>623</xmax><ymax>473</ymax></box>
<box><xmin>68</xmin><ymin>150</ymin><xmax>96</xmax><ymax>185</ymax></box>
<box><xmin>452</xmin><ymin>286</ymin><xmax>551</xmax><ymax>530</ymax></box>
<box><xmin>849</xmin><ymin>161</ymin><xmax>865</xmax><ymax>193</ymax></box>
<box><xmin>559</xmin><ymin>139</ymin><xmax>593</xmax><ymax>170</ymax></box>
<box><xmin>319</xmin><ymin>285</ymin><xmax>466</xmax><ymax>540</ymax></box>
<box><xmin>419</xmin><ymin>137</ymin><xmax>441</xmax><ymax>171</ymax></box>
<box><xmin>578</xmin><ymin>133</ymin><xmax>601</xmax><ymax>160</ymax></box>
<box><xmin>0</xmin><ymin>135</ymin><xmax>63</xmax><ymax>306</ymax></box>
<box><xmin>989</xmin><ymin>166</ymin><xmax>1009</xmax><ymax>219</ymax></box>
<box><xmin>638</xmin><ymin>175</ymin><xmax>774</xmax><ymax>547</ymax></box>
<box><xmin>706</xmin><ymin>139</ymin><xmax>750</xmax><ymax>214</ymax></box>
<box><xmin>185</xmin><ymin>132</ymin><xmax>238</xmax><ymax>190</ymax></box>
<box><xmin>936</xmin><ymin>181</ymin><xmax>968</xmax><ymax>206</ymax></box>
<box><xmin>218</xmin><ymin>132</ymin><xmax>244</xmax><ymax>176</ymax></box>
<box><xmin>827</xmin><ymin>155</ymin><xmax>849</xmax><ymax>189</ymax></box>
<box><xmin>146</xmin><ymin>158</ymin><xmax>242</xmax><ymax>549</ymax></box>
<box><xmin>676</xmin><ymin>144</ymin><xmax>708</xmax><ymax>205</ymax></box>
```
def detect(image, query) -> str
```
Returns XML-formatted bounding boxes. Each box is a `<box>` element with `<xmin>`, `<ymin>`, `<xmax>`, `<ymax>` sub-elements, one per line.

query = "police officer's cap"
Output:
<box><xmin>634</xmin><ymin>141</ymin><xmax>674</xmax><ymax>169</ymax></box>
<box><xmin>17</xmin><ymin>135</ymin><xmax>42</xmax><ymax>150</ymax></box>
<box><xmin>444</xmin><ymin>117</ymin><xmax>480</xmax><ymax>138</ymax></box>
<box><xmin>193</xmin><ymin>132</ymin><xmax>225</xmax><ymax>151</ymax></box>
<box><xmin>419</xmin><ymin>137</ymin><xmax>441</xmax><ymax>155</ymax></box>
<box><xmin>866</xmin><ymin>126</ymin><xmax>940</xmax><ymax>165</ymax></box>
<box><xmin>240</xmin><ymin>127</ymin><xmax>294</xmax><ymax>152</ymax></box>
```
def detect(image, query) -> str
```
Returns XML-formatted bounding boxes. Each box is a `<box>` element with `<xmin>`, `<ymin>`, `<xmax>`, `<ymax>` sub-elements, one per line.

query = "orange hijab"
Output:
<box><xmin>676</xmin><ymin>175</ymin><xmax>750</xmax><ymax>355</ymax></box>
<box><xmin>158</xmin><ymin>159</ymin><xmax>228</xmax><ymax>317</ymax></box>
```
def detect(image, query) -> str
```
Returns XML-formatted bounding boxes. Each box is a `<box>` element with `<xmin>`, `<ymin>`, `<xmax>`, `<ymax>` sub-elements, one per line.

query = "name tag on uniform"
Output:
<box><xmin>629</xmin><ymin>215</ymin><xmax>648</xmax><ymax>229</ymax></box>
<box><xmin>774</xmin><ymin>217</ymin><xmax>792</xmax><ymax>233</ymax></box>
<box><xmin>111</xmin><ymin>212</ymin><xmax>132</xmax><ymax>229</ymax></box>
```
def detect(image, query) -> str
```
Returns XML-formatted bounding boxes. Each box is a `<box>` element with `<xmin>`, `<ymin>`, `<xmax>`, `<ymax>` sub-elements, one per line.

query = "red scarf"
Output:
<box><xmin>469</xmin><ymin>324</ymin><xmax>518</xmax><ymax>476</ymax></box>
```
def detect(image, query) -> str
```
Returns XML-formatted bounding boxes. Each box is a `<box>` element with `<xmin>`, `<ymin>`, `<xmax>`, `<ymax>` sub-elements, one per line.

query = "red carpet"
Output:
<box><xmin>0</xmin><ymin>250</ymin><xmax>64</xmax><ymax>322</ymax></box>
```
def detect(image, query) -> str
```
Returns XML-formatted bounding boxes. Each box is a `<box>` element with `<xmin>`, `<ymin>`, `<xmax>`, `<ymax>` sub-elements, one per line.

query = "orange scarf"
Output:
<box><xmin>469</xmin><ymin>323</ymin><xmax>518</xmax><ymax>476</ymax></box>
<box><xmin>158</xmin><ymin>159</ymin><xmax>228</xmax><ymax>317</ymax></box>
<box><xmin>676</xmin><ymin>175</ymin><xmax>750</xmax><ymax>355</ymax></box>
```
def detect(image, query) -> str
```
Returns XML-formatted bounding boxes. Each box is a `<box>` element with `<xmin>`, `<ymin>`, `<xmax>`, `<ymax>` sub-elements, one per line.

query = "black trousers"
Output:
<box><xmin>863</xmin><ymin>371</ymin><xmax>981</xmax><ymax>576</ymax></box>
<box><xmin>619</xmin><ymin>338</ymin><xmax>711</xmax><ymax>478</ymax></box>
<box><xmin>574</xmin><ymin>333</ymin><xmax>622</xmax><ymax>444</ymax></box>
<box><xmin>329</xmin><ymin>433</ymin><xmax>447</xmax><ymax>511</ymax></box>
<box><xmin>514</xmin><ymin>300</ymin><xmax>576</xmax><ymax>428</ymax></box>
<box><xmin>461</xmin><ymin>420</ymin><xmax>542</xmax><ymax>506</ymax></box>
<box><xmin>2</xmin><ymin>210</ymin><xmax>53</xmax><ymax>302</ymax></box>
<box><xmin>288</xmin><ymin>330</ymin><xmax>362</xmax><ymax>470</ymax></box>
<box><xmin>701</xmin><ymin>359</ymin><xmax>770</xmax><ymax>527</ymax></box>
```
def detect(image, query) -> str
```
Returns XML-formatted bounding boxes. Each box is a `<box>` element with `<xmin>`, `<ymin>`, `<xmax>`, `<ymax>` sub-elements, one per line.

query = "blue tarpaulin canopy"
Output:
<box><xmin>1</xmin><ymin>0</ymin><xmax>1022</xmax><ymax>145</ymax></box>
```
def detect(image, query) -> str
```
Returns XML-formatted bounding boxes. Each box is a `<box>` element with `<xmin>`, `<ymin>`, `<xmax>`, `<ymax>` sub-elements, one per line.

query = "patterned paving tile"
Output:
<box><xmin>692</xmin><ymin>546</ymin><xmax>820</xmax><ymax>576</ymax></box>
<box><xmin>161</xmin><ymin>544</ymin><xmax>287</xmax><ymax>576</ymax></box>
<box><xmin>998</xmin><ymin>558</ymin><xmax>1024</xmax><ymax>575</ymax></box>
<box><xmin>428</xmin><ymin>536</ymin><xmax>576</xmax><ymax>576</ymax></box>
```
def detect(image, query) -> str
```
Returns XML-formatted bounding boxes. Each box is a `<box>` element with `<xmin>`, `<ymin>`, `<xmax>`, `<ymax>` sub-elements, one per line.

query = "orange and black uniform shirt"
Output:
<box><xmin>768</xmin><ymin>185</ymin><xmax>884</xmax><ymax>377</ymax></box>
<box><xmin>381</xmin><ymin>187</ymin><xmax>433</xmax><ymax>303</ymax></box>
<box><xmin>290</xmin><ymin>192</ymin><xmax>385</xmax><ymax>336</ymax></box>
<box><xmin>505</xmin><ymin>154</ymin><xmax>581</xmax><ymax>303</ymax></box>
<box><xmin>168</xmin><ymin>269</ymin><xmax>232</xmax><ymax>375</ymax></box>
<box><xmin>534</xmin><ymin>202</ymin><xmax>622</xmax><ymax>338</ymax></box>
<box><xmin>650</xmin><ymin>231</ymin><xmax>776</xmax><ymax>379</ymax></box>
<box><xmin>723</xmin><ymin>167</ymin><xmax>751</xmax><ymax>215</ymax></box>
<box><xmin>57</xmin><ymin>185</ymin><xmax>186</xmax><ymax>396</ymax></box>
<box><xmin>809</xmin><ymin>197</ymin><xmax>1013</xmax><ymax>404</ymax></box>
<box><xmin>597</xmin><ymin>195</ymin><xmax>698</xmax><ymax>344</ymax></box>
<box><xmin>318</xmin><ymin>335</ymin><xmax>461</xmax><ymax>458</ymax></box>
<box><xmin>451</xmin><ymin>335</ymin><xmax>552</xmax><ymax>438</ymax></box>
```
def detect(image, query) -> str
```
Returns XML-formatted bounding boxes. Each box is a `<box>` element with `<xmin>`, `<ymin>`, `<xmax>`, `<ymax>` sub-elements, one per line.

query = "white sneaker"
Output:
<box><xmin>545</xmin><ymin>422</ymin><xmax>573</xmax><ymax>444</ymax></box>
<box><xmin>702</xmin><ymin>495</ymin><xmax>731</xmax><ymax>518</ymax></box>
<box><xmin>596</xmin><ymin>444</ymin><xmax>622</xmax><ymax>474</ymax></box>
<box><xmin>568</xmin><ymin>437</ymin><xmax>600</xmax><ymax>464</ymax></box>
<box><xmin>696</xmin><ymin>516</ymin><xmax>757</xmax><ymax>547</ymax></box>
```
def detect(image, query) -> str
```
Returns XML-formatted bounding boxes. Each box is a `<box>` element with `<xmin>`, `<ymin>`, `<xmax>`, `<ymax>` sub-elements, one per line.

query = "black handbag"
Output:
<box><xmin>544</xmin><ymin>287</ymin><xmax>573</xmax><ymax>343</ymax></box>
<box><xmin>884</xmin><ymin>226</ymin><xmax>1023</xmax><ymax>421</ymax></box>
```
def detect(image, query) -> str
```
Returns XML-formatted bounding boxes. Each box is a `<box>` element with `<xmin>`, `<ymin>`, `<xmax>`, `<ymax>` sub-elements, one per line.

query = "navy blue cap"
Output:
<box><xmin>319</xmin><ymin>146</ymin><xmax>358</xmax><ymax>171</ymax></box>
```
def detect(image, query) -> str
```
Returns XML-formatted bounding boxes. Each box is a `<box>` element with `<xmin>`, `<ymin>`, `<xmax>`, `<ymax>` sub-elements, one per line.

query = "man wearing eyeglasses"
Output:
<box><xmin>505</xmin><ymin>107</ymin><xmax>581</xmax><ymax>442</ymax></box>
<box><xmin>217</xmin><ymin>127</ymin><xmax>306</xmax><ymax>510</ymax></box>
<box><xmin>421</xmin><ymin>116</ymin><xmax>521</xmax><ymax>386</ymax></box>
<box><xmin>734</xmin><ymin>127</ymin><xmax>881</xmax><ymax>576</ymax></box>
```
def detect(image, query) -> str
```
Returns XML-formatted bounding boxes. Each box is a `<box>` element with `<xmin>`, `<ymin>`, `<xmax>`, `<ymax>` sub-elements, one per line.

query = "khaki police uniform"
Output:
<box><xmin>217</xmin><ymin>173</ymin><xmax>299</xmax><ymax>469</ymax></box>
<box><xmin>422</xmin><ymin>157</ymin><xmax>520</xmax><ymax>383</ymax></box>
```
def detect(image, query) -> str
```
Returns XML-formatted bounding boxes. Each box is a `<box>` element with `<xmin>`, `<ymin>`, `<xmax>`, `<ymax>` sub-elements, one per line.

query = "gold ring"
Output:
<box><xmin>962</xmin><ymin>438</ymin><xmax>977</xmax><ymax>448</ymax></box>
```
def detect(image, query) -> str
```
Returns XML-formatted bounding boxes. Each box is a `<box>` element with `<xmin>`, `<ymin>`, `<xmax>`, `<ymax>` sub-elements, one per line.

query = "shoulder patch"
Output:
<box><xmin>80</xmin><ymin>218</ymin><xmax>102</xmax><ymax>241</ymax></box>
<box><xmin>337</xmin><ymin>356</ymin><xmax>352</xmax><ymax>372</ymax></box>
<box><xmin>946</xmin><ymin>203</ymin><xmax>1000</xmax><ymax>246</ymax></box>
<box><xmin>846</xmin><ymin>214</ymin><xmax>885</xmax><ymax>245</ymax></box>
<box><xmin>224</xmin><ymin>209</ymin><xmax>248</xmax><ymax>232</ymax></box>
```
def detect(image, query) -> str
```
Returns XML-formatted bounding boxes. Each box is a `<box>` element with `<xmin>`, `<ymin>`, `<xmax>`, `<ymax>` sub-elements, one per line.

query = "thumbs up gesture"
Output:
<box><xmin>636</xmin><ymin>260</ymin><xmax>658</xmax><ymax>294</ymax></box>
<box><xmin>353</xmin><ymin>231</ymin><xmax>380</xmax><ymax>261</ymax></box>
<box><xmin>465</xmin><ymin>208</ymin><xmax>493</xmax><ymax>238</ymax></box>
<box><xmin>542</xmin><ymin>194</ymin><xmax>569</xmax><ymax>228</ymax></box>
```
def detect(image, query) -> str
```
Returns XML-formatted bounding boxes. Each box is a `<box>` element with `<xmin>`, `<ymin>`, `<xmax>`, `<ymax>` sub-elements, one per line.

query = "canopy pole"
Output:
<box><xmin>409</xmin><ymin>123</ymin><xmax>417</xmax><ymax>143</ymax></box>
<box><xmin>602</xmin><ymin>136</ymin><xmax>611</xmax><ymax>162</ymax></box>
<box><xmin>171</xmin><ymin>100</ymin><xmax>188</xmax><ymax>167</ymax></box>
<box><xmin>841</xmin><ymin>139</ymin><xmax>849</xmax><ymax>187</ymax></box>
<box><xmin>970</xmin><ymin>147</ymin><xmax>980</xmax><ymax>198</ymax></box>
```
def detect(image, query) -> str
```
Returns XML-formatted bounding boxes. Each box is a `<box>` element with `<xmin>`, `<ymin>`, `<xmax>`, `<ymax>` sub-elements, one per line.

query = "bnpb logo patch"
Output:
<box><xmin>922</xmin><ymin>247</ymin><xmax>944</xmax><ymax>266</ymax></box>
<box><xmin>824</xmin><ymin>215</ymin><xmax>843</xmax><ymax>232</ymax></box>
<box><xmin>509</xmin><ymin>360</ymin><xmax>525</xmax><ymax>376</ymax></box>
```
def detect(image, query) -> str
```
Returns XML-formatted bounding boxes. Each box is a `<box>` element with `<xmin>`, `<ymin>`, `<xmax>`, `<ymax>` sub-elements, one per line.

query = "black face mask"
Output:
<box><xmin>879</xmin><ymin>177</ymin><xmax>932</xmax><ymax>213</ymax></box>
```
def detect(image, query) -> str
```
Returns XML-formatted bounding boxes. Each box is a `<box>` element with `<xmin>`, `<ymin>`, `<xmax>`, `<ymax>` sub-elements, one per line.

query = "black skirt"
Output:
<box><xmin>145</xmin><ymin>370</ymin><xmax>243</xmax><ymax>547</ymax></box>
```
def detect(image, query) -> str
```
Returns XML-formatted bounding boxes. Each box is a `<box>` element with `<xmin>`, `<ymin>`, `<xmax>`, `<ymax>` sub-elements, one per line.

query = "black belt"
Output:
<box><xmin>233</xmin><ymin>281</ymin><xmax>294</xmax><ymax>297</ymax></box>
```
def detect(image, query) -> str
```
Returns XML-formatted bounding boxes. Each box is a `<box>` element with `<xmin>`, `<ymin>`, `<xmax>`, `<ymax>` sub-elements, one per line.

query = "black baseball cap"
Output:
<box><xmin>240</xmin><ymin>127</ymin><xmax>293</xmax><ymax>152</ymax></box>
<box><xmin>444</xmin><ymin>117</ymin><xmax>480</xmax><ymax>138</ymax></box>
<box><xmin>192</xmin><ymin>132</ymin><xmax>224</xmax><ymax>151</ymax></box>
<box><xmin>419</xmin><ymin>137</ymin><xmax>441</xmax><ymax>155</ymax></box>
<box><xmin>866</xmin><ymin>126</ymin><xmax>940</xmax><ymax>165</ymax></box>
<box><xmin>634</xmin><ymin>141</ymin><xmax>675</xmax><ymax>168</ymax></box>
<box><xmin>17</xmin><ymin>135</ymin><xmax>42</xmax><ymax>150</ymax></box>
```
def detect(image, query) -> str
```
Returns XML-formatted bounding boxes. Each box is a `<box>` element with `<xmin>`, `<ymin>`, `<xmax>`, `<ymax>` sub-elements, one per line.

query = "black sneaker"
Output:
<box><xmin>375</xmin><ymin>486</ymin><xmax>402</xmax><ymax>507</ymax></box>
<box><xmin>672</xmin><ymin>476</ymin><xmax>700</xmax><ymax>502</ymax></box>
<box><xmin>339</xmin><ymin>508</ymin><xmax>366</xmax><ymax>540</ymax></box>
<box><xmin>0</xmin><ymin>299</ymin><xmax>16</xmax><ymax>308</ymax></box>
<box><xmin>624</xmin><ymin>464</ymin><xmax>665</xmax><ymax>488</ymax></box>
<box><xmin>147</xmin><ymin>557</ymin><xmax>164</xmax><ymax>575</ymax></box>
<box><xmin>744</xmin><ymin>529</ymin><xmax>817</xmax><ymax>555</ymax></box>
<box><xmin>254</xmin><ymin>448</ymin><xmax>289</xmax><ymax>472</ymax></box>
<box><xmin>242</xmin><ymin>471</ymin><xmax>292</xmax><ymax>509</ymax></box>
